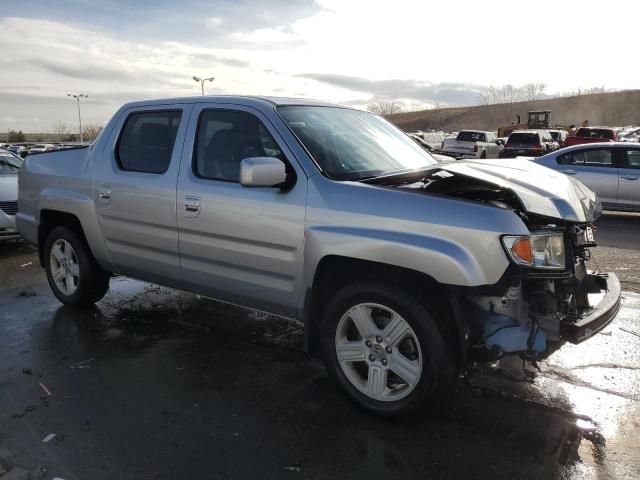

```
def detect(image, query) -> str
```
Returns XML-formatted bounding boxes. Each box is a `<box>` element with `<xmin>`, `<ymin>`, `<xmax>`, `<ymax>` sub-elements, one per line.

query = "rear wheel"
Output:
<box><xmin>44</xmin><ymin>226</ymin><xmax>110</xmax><ymax>306</ymax></box>
<box><xmin>480</xmin><ymin>151</ymin><xmax>487</xmax><ymax>159</ymax></box>
<box><xmin>321</xmin><ymin>282</ymin><xmax>454</xmax><ymax>415</ymax></box>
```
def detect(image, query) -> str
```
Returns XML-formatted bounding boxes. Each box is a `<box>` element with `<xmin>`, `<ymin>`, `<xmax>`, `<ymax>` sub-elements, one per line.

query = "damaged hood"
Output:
<box><xmin>439</xmin><ymin>159</ymin><xmax>602</xmax><ymax>222</ymax></box>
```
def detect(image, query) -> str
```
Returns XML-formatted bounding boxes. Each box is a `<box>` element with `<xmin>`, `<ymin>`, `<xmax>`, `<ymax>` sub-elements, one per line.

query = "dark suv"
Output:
<box><xmin>500</xmin><ymin>130</ymin><xmax>559</xmax><ymax>158</ymax></box>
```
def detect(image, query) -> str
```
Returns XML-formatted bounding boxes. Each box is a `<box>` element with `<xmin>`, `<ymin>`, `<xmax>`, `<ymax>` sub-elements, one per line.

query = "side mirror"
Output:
<box><xmin>496</xmin><ymin>140</ymin><xmax>503</xmax><ymax>145</ymax></box>
<box><xmin>240</xmin><ymin>157</ymin><xmax>288</xmax><ymax>188</ymax></box>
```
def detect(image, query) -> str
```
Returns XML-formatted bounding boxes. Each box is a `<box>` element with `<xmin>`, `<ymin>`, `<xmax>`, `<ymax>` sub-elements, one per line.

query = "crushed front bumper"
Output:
<box><xmin>560</xmin><ymin>273</ymin><xmax>622</xmax><ymax>343</ymax></box>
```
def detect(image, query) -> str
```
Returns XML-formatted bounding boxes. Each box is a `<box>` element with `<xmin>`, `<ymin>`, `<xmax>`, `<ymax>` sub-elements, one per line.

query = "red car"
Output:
<box><xmin>564</xmin><ymin>127</ymin><xmax>617</xmax><ymax>147</ymax></box>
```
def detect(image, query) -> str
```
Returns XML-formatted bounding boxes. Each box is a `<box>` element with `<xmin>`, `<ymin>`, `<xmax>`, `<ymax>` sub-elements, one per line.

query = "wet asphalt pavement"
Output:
<box><xmin>0</xmin><ymin>213</ymin><xmax>639</xmax><ymax>480</ymax></box>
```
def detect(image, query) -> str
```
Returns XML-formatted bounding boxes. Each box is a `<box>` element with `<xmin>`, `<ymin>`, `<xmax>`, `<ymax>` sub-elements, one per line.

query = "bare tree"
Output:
<box><xmin>52</xmin><ymin>122</ymin><xmax>68</xmax><ymax>142</ymax></box>
<box><xmin>367</xmin><ymin>101</ymin><xmax>404</xmax><ymax>116</ymax></box>
<box><xmin>521</xmin><ymin>82</ymin><xmax>547</xmax><ymax>101</ymax></box>
<box><xmin>480</xmin><ymin>84</ymin><xmax>526</xmax><ymax>105</ymax></box>
<box><xmin>82</xmin><ymin>124</ymin><xmax>104</xmax><ymax>142</ymax></box>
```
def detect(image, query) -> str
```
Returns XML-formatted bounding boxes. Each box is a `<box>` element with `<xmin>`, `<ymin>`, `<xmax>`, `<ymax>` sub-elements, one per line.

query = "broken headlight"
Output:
<box><xmin>502</xmin><ymin>232</ymin><xmax>565</xmax><ymax>269</ymax></box>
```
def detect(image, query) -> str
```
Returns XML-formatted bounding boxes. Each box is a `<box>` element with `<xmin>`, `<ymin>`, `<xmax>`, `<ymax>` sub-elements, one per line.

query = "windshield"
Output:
<box><xmin>457</xmin><ymin>131</ymin><xmax>486</xmax><ymax>142</ymax></box>
<box><xmin>0</xmin><ymin>152</ymin><xmax>22</xmax><ymax>174</ymax></box>
<box><xmin>277</xmin><ymin>106</ymin><xmax>437</xmax><ymax>180</ymax></box>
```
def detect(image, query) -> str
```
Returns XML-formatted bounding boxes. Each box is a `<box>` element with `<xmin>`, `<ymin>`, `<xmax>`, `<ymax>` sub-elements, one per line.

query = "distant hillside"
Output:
<box><xmin>389</xmin><ymin>89</ymin><xmax>640</xmax><ymax>133</ymax></box>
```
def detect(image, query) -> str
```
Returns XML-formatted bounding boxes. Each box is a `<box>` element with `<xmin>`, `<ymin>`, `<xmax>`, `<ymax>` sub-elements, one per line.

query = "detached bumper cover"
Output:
<box><xmin>561</xmin><ymin>273</ymin><xmax>622</xmax><ymax>343</ymax></box>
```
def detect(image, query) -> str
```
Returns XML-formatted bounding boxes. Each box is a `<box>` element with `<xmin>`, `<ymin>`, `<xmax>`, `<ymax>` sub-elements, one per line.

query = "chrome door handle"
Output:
<box><xmin>98</xmin><ymin>186</ymin><xmax>112</xmax><ymax>203</ymax></box>
<box><xmin>621</xmin><ymin>175</ymin><xmax>639</xmax><ymax>180</ymax></box>
<box><xmin>184</xmin><ymin>196</ymin><xmax>200</xmax><ymax>217</ymax></box>
<box><xmin>562</xmin><ymin>169</ymin><xmax>577</xmax><ymax>175</ymax></box>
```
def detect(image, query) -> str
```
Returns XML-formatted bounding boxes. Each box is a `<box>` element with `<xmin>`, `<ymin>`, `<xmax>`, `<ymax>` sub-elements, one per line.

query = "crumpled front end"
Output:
<box><xmin>460</xmin><ymin>222</ymin><xmax>621</xmax><ymax>359</ymax></box>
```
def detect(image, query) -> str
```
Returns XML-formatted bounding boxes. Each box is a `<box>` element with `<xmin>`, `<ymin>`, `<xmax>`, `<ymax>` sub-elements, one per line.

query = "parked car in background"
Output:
<box><xmin>618</xmin><ymin>126</ymin><xmax>640</xmax><ymax>143</ymax></box>
<box><xmin>500</xmin><ymin>130</ymin><xmax>558</xmax><ymax>158</ymax></box>
<box><xmin>28</xmin><ymin>144</ymin><xmax>55</xmax><ymax>154</ymax></box>
<box><xmin>6</xmin><ymin>145</ymin><xmax>28</xmax><ymax>158</ymax></box>
<box><xmin>564</xmin><ymin>127</ymin><xmax>617</xmax><ymax>147</ymax></box>
<box><xmin>0</xmin><ymin>149</ymin><xmax>23</xmax><ymax>240</ymax></box>
<box><xmin>534</xmin><ymin>142</ymin><xmax>640</xmax><ymax>212</ymax></box>
<box><xmin>17</xmin><ymin>96</ymin><xmax>620</xmax><ymax>414</ymax></box>
<box><xmin>441</xmin><ymin>130</ymin><xmax>502</xmax><ymax>159</ymax></box>
<box><xmin>407</xmin><ymin>133</ymin><xmax>456</xmax><ymax>163</ymax></box>
<box><xmin>546</xmin><ymin>129</ymin><xmax>568</xmax><ymax>147</ymax></box>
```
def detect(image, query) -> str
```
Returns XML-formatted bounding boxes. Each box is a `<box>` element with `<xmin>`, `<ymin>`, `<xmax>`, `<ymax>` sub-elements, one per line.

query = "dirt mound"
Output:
<box><xmin>389</xmin><ymin>90</ymin><xmax>640</xmax><ymax>132</ymax></box>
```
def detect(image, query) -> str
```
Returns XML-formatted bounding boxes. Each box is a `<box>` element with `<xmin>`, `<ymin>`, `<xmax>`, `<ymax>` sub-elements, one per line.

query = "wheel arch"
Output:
<box><xmin>39</xmin><ymin>210</ymin><xmax>92</xmax><ymax>266</ymax></box>
<box><xmin>303</xmin><ymin>255</ymin><xmax>465</xmax><ymax>364</ymax></box>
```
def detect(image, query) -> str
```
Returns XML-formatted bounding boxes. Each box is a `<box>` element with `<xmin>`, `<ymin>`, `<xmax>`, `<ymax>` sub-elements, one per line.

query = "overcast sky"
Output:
<box><xmin>1</xmin><ymin>0</ymin><xmax>638</xmax><ymax>132</ymax></box>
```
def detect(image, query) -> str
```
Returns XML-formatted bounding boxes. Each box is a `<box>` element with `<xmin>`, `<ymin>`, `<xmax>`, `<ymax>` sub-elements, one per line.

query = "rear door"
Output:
<box><xmin>554</xmin><ymin>147</ymin><xmax>619</xmax><ymax>206</ymax></box>
<box><xmin>176</xmin><ymin>103</ymin><xmax>307</xmax><ymax>317</ymax></box>
<box><xmin>94</xmin><ymin>104</ymin><xmax>192</xmax><ymax>286</ymax></box>
<box><xmin>617</xmin><ymin>147</ymin><xmax>640</xmax><ymax>210</ymax></box>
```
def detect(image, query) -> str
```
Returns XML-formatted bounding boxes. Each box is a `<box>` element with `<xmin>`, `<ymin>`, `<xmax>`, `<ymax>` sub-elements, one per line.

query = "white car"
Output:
<box><xmin>0</xmin><ymin>150</ymin><xmax>22</xmax><ymax>240</ymax></box>
<box><xmin>441</xmin><ymin>130</ymin><xmax>503</xmax><ymax>159</ymax></box>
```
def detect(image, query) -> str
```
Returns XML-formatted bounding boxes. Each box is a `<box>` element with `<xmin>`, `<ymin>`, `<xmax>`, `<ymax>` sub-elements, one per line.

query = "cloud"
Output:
<box><xmin>189</xmin><ymin>52</ymin><xmax>249</xmax><ymax>68</ymax></box>
<box><xmin>231</xmin><ymin>27</ymin><xmax>299</xmax><ymax>45</ymax></box>
<box><xmin>2</xmin><ymin>117</ymin><xmax>16</xmax><ymax>123</ymax></box>
<box><xmin>206</xmin><ymin>16</ymin><xmax>223</xmax><ymax>28</ymax></box>
<box><xmin>0</xmin><ymin>0</ymin><xmax>325</xmax><ymax>47</ymax></box>
<box><xmin>33</xmin><ymin>58</ymin><xmax>141</xmax><ymax>82</ymax></box>
<box><xmin>298</xmin><ymin>73</ymin><xmax>487</xmax><ymax>106</ymax></box>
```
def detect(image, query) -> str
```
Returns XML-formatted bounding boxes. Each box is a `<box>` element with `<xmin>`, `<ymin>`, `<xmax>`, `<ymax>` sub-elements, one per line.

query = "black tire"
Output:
<box><xmin>44</xmin><ymin>226</ymin><xmax>110</xmax><ymax>306</ymax></box>
<box><xmin>480</xmin><ymin>151</ymin><xmax>487</xmax><ymax>159</ymax></box>
<box><xmin>320</xmin><ymin>282</ymin><xmax>454</xmax><ymax>415</ymax></box>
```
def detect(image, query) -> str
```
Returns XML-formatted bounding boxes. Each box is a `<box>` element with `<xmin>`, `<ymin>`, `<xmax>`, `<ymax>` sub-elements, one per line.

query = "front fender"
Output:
<box><xmin>302</xmin><ymin>224</ymin><xmax>508</xmax><ymax>294</ymax></box>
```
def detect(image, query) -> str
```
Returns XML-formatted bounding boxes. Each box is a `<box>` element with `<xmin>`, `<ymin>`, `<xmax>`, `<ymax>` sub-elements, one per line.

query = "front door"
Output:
<box><xmin>177</xmin><ymin>104</ymin><xmax>307</xmax><ymax>317</ymax></box>
<box><xmin>94</xmin><ymin>105</ymin><xmax>191</xmax><ymax>286</ymax></box>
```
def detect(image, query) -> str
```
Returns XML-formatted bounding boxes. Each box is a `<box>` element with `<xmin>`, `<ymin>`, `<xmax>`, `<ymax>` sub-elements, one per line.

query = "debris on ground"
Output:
<box><xmin>38</xmin><ymin>383</ymin><xmax>52</xmax><ymax>396</ymax></box>
<box><xmin>21</xmin><ymin>369</ymin><xmax>33</xmax><ymax>375</ymax></box>
<box><xmin>17</xmin><ymin>290</ymin><xmax>36</xmax><ymax>298</ymax></box>
<box><xmin>284</xmin><ymin>464</ymin><xmax>301</xmax><ymax>472</ymax></box>
<box><xmin>69</xmin><ymin>358</ymin><xmax>94</xmax><ymax>369</ymax></box>
<box><xmin>619</xmin><ymin>327</ymin><xmax>640</xmax><ymax>338</ymax></box>
<box><xmin>42</xmin><ymin>434</ymin><xmax>56</xmax><ymax>443</ymax></box>
<box><xmin>1</xmin><ymin>466</ymin><xmax>30</xmax><ymax>480</ymax></box>
<box><xmin>20</xmin><ymin>262</ymin><xmax>32</xmax><ymax>268</ymax></box>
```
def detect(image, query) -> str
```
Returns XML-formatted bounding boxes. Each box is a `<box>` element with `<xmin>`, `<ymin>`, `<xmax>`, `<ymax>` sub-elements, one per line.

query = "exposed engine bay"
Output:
<box><xmin>365</xmin><ymin>167</ymin><xmax>620</xmax><ymax>360</ymax></box>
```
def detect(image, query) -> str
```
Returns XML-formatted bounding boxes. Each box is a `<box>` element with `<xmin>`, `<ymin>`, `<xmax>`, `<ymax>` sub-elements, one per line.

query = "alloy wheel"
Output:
<box><xmin>334</xmin><ymin>303</ymin><xmax>423</xmax><ymax>402</ymax></box>
<box><xmin>50</xmin><ymin>239</ymin><xmax>80</xmax><ymax>296</ymax></box>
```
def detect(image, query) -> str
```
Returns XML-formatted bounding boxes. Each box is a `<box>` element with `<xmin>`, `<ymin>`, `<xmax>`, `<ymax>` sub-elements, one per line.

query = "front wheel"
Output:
<box><xmin>320</xmin><ymin>282</ymin><xmax>454</xmax><ymax>415</ymax></box>
<box><xmin>44</xmin><ymin>226</ymin><xmax>110</xmax><ymax>306</ymax></box>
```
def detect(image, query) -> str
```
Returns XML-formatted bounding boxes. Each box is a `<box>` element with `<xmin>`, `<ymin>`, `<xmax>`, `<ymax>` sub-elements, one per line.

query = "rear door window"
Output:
<box><xmin>117</xmin><ymin>110</ymin><xmax>182</xmax><ymax>174</ymax></box>
<box><xmin>624</xmin><ymin>149</ymin><xmax>640</xmax><ymax>169</ymax></box>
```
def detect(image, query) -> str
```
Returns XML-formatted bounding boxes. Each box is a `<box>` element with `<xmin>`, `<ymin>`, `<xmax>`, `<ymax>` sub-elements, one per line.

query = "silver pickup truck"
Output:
<box><xmin>17</xmin><ymin>96</ymin><xmax>621</xmax><ymax>414</ymax></box>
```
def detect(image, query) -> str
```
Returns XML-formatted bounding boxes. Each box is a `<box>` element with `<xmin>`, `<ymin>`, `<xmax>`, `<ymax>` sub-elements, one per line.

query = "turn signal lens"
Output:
<box><xmin>511</xmin><ymin>238</ymin><xmax>533</xmax><ymax>265</ymax></box>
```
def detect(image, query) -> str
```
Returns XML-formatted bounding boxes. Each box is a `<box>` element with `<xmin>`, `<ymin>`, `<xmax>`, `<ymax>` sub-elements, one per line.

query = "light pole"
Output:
<box><xmin>67</xmin><ymin>93</ymin><xmax>87</xmax><ymax>143</ymax></box>
<box><xmin>193</xmin><ymin>76</ymin><xmax>215</xmax><ymax>96</ymax></box>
